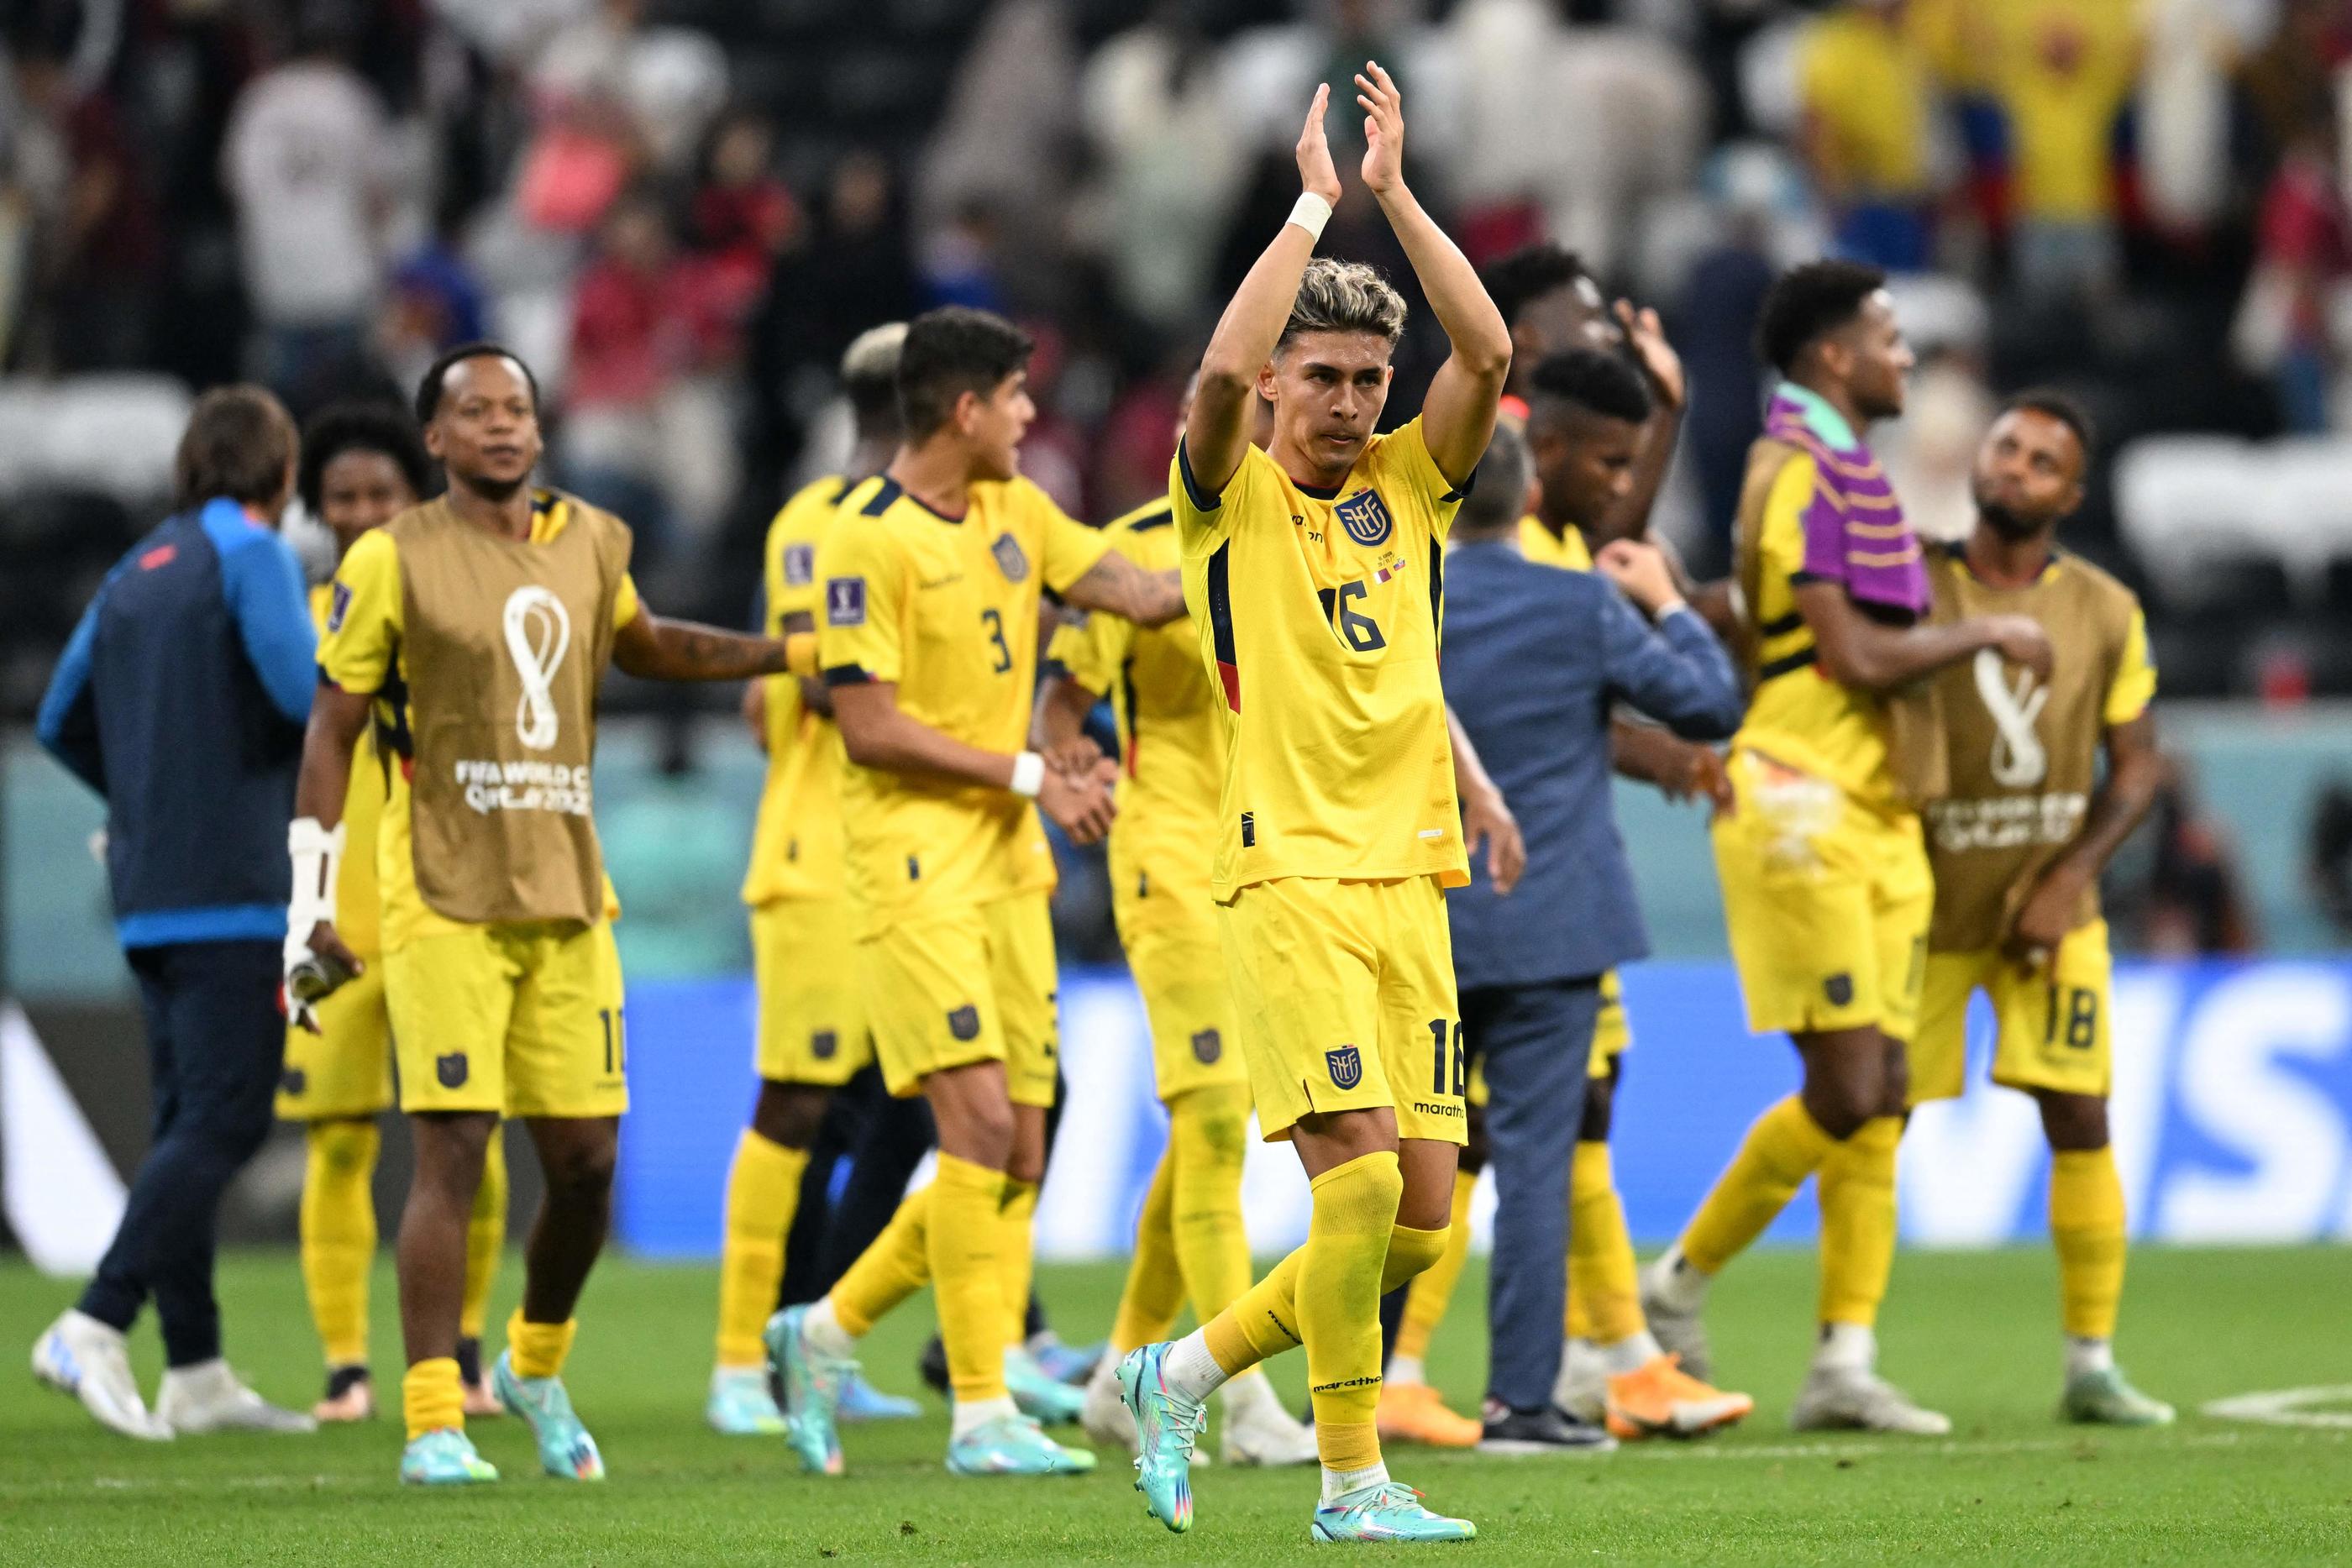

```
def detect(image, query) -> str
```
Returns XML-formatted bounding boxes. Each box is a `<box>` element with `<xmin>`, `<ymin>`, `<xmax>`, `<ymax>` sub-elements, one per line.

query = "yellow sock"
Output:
<box><xmin>1680</xmin><ymin>1095</ymin><xmax>1838</xmax><ymax>1275</ymax></box>
<box><xmin>300</xmin><ymin>1119</ymin><xmax>378</xmax><ymax>1368</ymax></box>
<box><xmin>998</xmin><ymin>1175</ymin><xmax>1040</xmax><ymax>1352</ymax></box>
<box><xmin>403</xmin><ymin>1356</ymin><xmax>464</xmax><ymax>1440</ymax></box>
<box><xmin>2050</xmin><ymin>1146</ymin><xmax>2126</xmax><ymax>1340</ymax></box>
<box><xmin>1817</xmin><ymin>1116</ymin><xmax>1901</xmax><ymax>1327</ymax></box>
<box><xmin>1109</xmin><ymin>1149</ymin><xmax>1185</xmax><ymax>1354</ymax></box>
<box><xmin>506</xmin><ymin>1308</ymin><xmax>576</xmax><ymax>1381</ymax></box>
<box><xmin>1202</xmin><ymin>1213</ymin><xmax>1446</xmax><ymax>1379</ymax></box>
<box><xmin>461</xmin><ymin>1127</ymin><xmax>507</xmax><ymax>1342</ymax></box>
<box><xmin>927</xmin><ymin>1153</ymin><xmax>1010</xmax><ymax>1404</ymax></box>
<box><xmin>1567</xmin><ymin>1141</ymin><xmax>1644</xmax><ymax>1345</ymax></box>
<box><xmin>1394</xmin><ymin>1168</ymin><xmax>1475</xmax><ymax>1362</ymax></box>
<box><xmin>714</xmin><ymin>1129</ymin><xmax>808</xmax><ymax>1367</ymax></box>
<box><xmin>831</xmin><ymin>1186</ymin><xmax>933</xmax><ymax>1338</ymax></box>
<box><xmin>1294</xmin><ymin>1151</ymin><xmax>1404</xmax><ymax>1472</ymax></box>
<box><xmin>1167</xmin><ymin>1084</ymin><xmax>1252</xmax><ymax>1325</ymax></box>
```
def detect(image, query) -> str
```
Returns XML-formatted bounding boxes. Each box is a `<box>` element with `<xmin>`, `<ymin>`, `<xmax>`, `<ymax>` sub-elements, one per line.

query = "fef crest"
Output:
<box><xmin>1326</xmin><ymin>1044</ymin><xmax>1363</xmax><ymax>1091</ymax></box>
<box><xmin>1335</xmin><ymin>489</ymin><xmax>1394</xmax><ymax>548</ymax></box>
<box><xmin>991</xmin><ymin>532</ymin><xmax>1030</xmax><ymax>582</ymax></box>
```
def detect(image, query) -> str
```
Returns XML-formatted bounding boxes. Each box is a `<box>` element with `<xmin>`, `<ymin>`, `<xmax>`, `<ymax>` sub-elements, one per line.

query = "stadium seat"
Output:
<box><xmin>2113</xmin><ymin>435</ymin><xmax>2266</xmax><ymax>605</ymax></box>
<box><xmin>39</xmin><ymin>376</ymin><xmax>194</xmax><ymax>506</ymax></box>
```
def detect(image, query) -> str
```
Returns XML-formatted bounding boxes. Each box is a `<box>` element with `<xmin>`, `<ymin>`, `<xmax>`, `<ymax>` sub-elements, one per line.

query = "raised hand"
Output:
<box><xmin>1614</xmin><ymin>299</ymin><xmax>1687</xmax><ymax>412</ymax></box>
<box><xmin>1595</xmin><ymin>538</ymin><xmax>1682</xmax><ymax>616</ymax></box>
<box><xmin>1297</xmin><ymin>83</ymin><xmax>1341</xmax><ymax>204</ymax></box>
<box><xmin>1355</xmin><ymin>60</ymin><xmax>1404</xmax><ymax>197</ymax></box>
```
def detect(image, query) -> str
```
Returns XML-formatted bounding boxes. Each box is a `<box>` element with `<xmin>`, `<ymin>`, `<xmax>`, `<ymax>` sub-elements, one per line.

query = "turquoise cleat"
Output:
<box><xmin>491</xmin><ymin>1351</ymin><xmax>605</xmax><ymax>1481</ymax></box>
<box><xmin>1310</xmin><ymin>1481</ymin><xmax>1478</xmax><ymax>1544</ymax></box>
<box><xmin>2061</xmin><ymin>1367</ymin><xmax>2176</xmax><ymax>1427</ymax></box>
<box><xmin>1006</xmin><ymin>1346</ymin><xmax>1086</xmax><ymax>1426</ymax></box>
<box><xmin>399</xmin><ymin>1427</ymin><xmax>499</xmax><ymax>1487</ymax></box>
<box><xmin>1118</xmin><ymin>1343</ymin><xmax>1205</xmax><ymax>1534</ymax></box>
<box><xmin>707</xmin><ymin>1366</ymin><xmax>787</xmax><ymax>1435</ymax></box>
<box><xmin>765</xmin><ymin>1306</ymin><xmax>848</xmax><ymax>1476</ymax></box>
<box><xmin>944</xmin><ymin>1413</ymin><xmax>1098</xmax><ymax>1476</ymax></box>
<box><xmin>838</xmin><ymin>1370</ymin><xmax>922</xmax><ymax>1424</ymax></box>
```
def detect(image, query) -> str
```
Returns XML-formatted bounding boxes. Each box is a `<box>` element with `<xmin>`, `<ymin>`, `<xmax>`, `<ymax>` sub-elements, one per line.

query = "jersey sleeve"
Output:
<box><xmin>1171</xmin><ymin>437</ymin><xmax>1251</xmax><ymax>552</ymax></box>
<box><xmin>1045</xmin><ymin>592</ymin><xmax>1134</xmax><ymax>698</ymax></box>
<box><xmin>1757</xmin><ymin>452</ymin><xmax>1824</xmax><ymax>590</ymax></box>
<box><xmin>317</xmin><ymin>528</ymin><xmax>404</xmax><ymax>695</ymax></box>
<box><xmin>1377</xmin><ymin>417</ymin><xmax>1475</xmax><ymax>540</ymax></box>
<box><xmin>1040</xmin><ymin>496</ymin><xmax>1114</xmax><ymax>596</ymax></box>
<box><xmin>2103</xmin><ymin>604</ymin><xmax>2157</xmax><ymax>726</ymax></box>
<box><xmin>816</xmin><ymin>515</ymin><xmax>905</xmax><ymax>685</ymax></box>
<box><xmin>612</xmin><ymin>571</ymin><xmax>641</xmax><ymax>631</ymax></box>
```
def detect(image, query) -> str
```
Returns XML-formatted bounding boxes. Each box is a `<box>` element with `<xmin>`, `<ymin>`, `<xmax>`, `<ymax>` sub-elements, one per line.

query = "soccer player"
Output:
<box><xmin>291</xmin><ymin>343</ymin><xmax>800</xmax><ymax>1486</ymax></box>
<box><xmin>710</xmin><ymin>323</ymin><xmax>921</xmax><ymax>1435</ymax></box>
<box><xmin>276</xmin><ymin>403</ymin><xmax>507</xmax><ymax>1424</ymax></box>
<box><xmin>1911</xmin><ymin>393</ymin><xmax>2172</xmax><ymax>1425</ymax></box>
<box><xmin>1636</xmin><ymin>261</ymin><xmax>2052</xmax><ymax>1432</ymax></box>
<box><xmin>1119</xmin><ymin>66</ymin><xmax>1511</xmax><ymax>1542</ymax></box>
<box><xmin>1032</xmin><ymin>413</ymin><xmax>1316</xmax><ymax>1471</ymax></box>
<box><xmin>765</xmin><ymin>305</ymin><xmax>1187</xmax><ymax>1479</ymax></box>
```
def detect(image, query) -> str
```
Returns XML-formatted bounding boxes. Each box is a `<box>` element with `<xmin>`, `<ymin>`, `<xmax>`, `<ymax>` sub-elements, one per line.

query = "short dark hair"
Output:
<box><xmin>1481</xmin><ymin>243</ymin><xmax>1592</xmax><ymax>329</ymax></box>
<box><xmin>175</xmin><ymin>385</ymin><xmax>297</xmax><ymax>512</ymax></box>
<box><xmin>1528</xmin><ymin>349</ymin><xmax>1653</xmax><ymax>426</ymax></box>
<box><xmin>415</xmin><ymin>342</ymin><xmax>540</xmax><ymax>426</ymax></box>
<box><xmin>2000</xmin><ymin>387</ymin><xmax>2097</xmax><ymax>461</ymax></box>
<box><xmin>896</xmin><ymin>307</ymin><xmax>1034</xmax><ymax>438</ymax></box>
<box><xmin>1457</xmin><ymin>422</ymin><xmax>1534</xmax><ymax>535</ymax></box>
<box><xmin>1755</xmin><ymin>260</ymin><xmax>1887</xmax><ymax>376</ymax></box>
<box><xmin>298</xmin><ymin>401</ymin><xmax>434</xmax><ymax>515</ymax></box>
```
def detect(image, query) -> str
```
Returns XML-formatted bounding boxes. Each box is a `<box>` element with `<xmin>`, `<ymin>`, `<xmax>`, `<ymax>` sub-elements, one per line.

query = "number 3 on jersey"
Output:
<box><xmin>981</xmin><ymin>607</ymin><xmax>1012</xmax><ymax>673</ymax></box>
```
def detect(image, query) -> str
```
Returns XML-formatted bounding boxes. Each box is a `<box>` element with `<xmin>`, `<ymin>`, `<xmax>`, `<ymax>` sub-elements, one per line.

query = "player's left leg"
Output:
<box><xmin>458</xmin><ymin>1128</ymin><xmax>507</xmax><ymax>1417</ymax></box>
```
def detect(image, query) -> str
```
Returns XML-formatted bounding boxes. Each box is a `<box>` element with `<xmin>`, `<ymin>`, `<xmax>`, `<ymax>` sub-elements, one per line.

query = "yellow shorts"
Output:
<box><xmin>1218</xmin><ymin>875</ymin><xmax>1464</xmax><ymax>1146</ymax></box>
<box><xmin>276</xmin><ymin>965</ymin><xmax>394</xmax><ymax>1120</ymax></box>
<box><xmin>750</xmin><ymin>896</ymin><xmax>872</xmax><ymax>1087</ymax></box>
<box><xmin>1712</xmin><ymin>748</ymin><xmax>1932</xmax><ymax>1041</ymax></box>
<box><xmin>1119</xmin><ymin>901</ymin><xmax>1252</xmax><ymax>1104</ymax></box>
<box><xmin>862</xmin><ymin>892</ymin><xmax>1058</xmax><ymax>1108</ymax></box>
<box><xmin>1910</xmin><ymin>920</ymin><xmax>2113</xmax><ymax>1104</ymax></box>
<box><xmin>383</xmin><ymin>919</ymin><xmax>627</xmax><ymax>1118</ymax></box>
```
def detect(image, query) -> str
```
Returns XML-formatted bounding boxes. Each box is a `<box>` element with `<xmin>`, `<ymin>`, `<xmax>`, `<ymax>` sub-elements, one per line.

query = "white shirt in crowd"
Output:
<box><xmin>222</xmin><ymin>60</ymin><xmax>389</xmax><ymax>328</ymax></box>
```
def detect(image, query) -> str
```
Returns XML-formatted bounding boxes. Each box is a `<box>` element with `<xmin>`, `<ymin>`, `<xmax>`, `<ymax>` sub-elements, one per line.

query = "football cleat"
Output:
<box><xmin>491</xmin><ymin>1351</ymin><xmax>605</xmax><ymax>1479</ymax></box>
<box><xmin>1005</xmin><ymin>1345</ymin><xmax>1086</xmax><ymax>1426</ymax></box>
<box><xmin>2061</xmin><ymin>1367</ymin><xmax>2175</xmax><ymax>1427</ymax></box>
<box><xmin>1637</xmin><ymin>1260</ymin><xmax>1713</xmax><ymax>1382</ymax></box>
<box><xmin>944</xmin><ymin>1413</ymin><xmax>1097</xmax><ymax>1476</ymax></box>
<box><xmin>1081</xmin><ymin>1362</ymin><xmax>1136</xmax><ymax>1454</ymax></box>
<box><xmin>1552</xmin><ymin>1338</ymin><xmax>1607</xmax><ymax>1424</ymax></box>
<box><xmin>1118</xmin><ymin>1343</ymin><xmax>1205</xmax><ymax>1534</ymax></box>
<box><xmin>766</xmin><ymin>1305</ymin><xmax>848</xmax><ymax>1476</ymax></box>
<box><xmin>1789</xmin><ymin>1366</ymin><xmax>1950</xmax><ymax>1436</ymax></box>
<box><xmin>1029</xmin><ymin>1334</ymin><xmax>1105</xmax><ymax>1386</ymax></box>
<box><xmin>1310</xmin><ymin>1481</ymin><xmax>1477</xmax><ymax>1543</ymax></box>
<box><xmin>707</xmin><ymin>1366</ymin><xmax>787</xmax><ymax>1435</ymax></box>
<box><xmin>1604</xmin><ymin>1354</ymin><xmax>1752</xmax><ymax>1440</ymax></box>
<box><xmin>1478</xmin><ymin>1402</ymin><xmax>1616</xmax><ymax>1455</ymax></box>
<box><xmin>31</xmin><ymin>1310</ymin><xmax>172</xmax><ymax>1441</ymax></box>
<box><xmin>1220</xmin><ymin>1380</ymin><xmax>1317</xmax><ymax>1466</ymax></box>
<box><xmin>156</xmin><ymin>1361</ymin><xmax>315</xmax><ymax>1434</ymax></box>
<box><xmin>400</xmin><ymin>1426</ymin><xmax>498</xmax><ymax>1486</ymax></box>
<box><xmin>1376</xmin><ymin>1382</ymin><xmax>1482</xmax><ymax>1448</ymax></box>
<box><xmin>838</xmin><ymin>1369</ymin><xmax>922</xmax><ymax>1423</ymax></box>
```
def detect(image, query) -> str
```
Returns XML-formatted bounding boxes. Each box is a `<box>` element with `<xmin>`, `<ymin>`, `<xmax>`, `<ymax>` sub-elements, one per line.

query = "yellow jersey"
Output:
<box><xmin>308</xmin><ymin>583</ymin><xmax>385</xmax><ymax>959</ymax></box>
<box><xmin>816</xmin><ymin>471</ymin><xmax>1111</xmax><ymax>931</ymax></box>
<box><xmin>1044</xmin><ymin>498</ymin><xmax>1223</xmax><ymax>916</ymax></box>
<box><xmin>742</xmin><ymin>475</ymin><xmax>853</xmax><ymax>907</ymax></box>
<box><xmin>317</xmin><ymin>493</ymin><xmax>633</xmax><ymax>951</ymax></box>
<box><xmin>1516</xmin><ymin>514</ymin><xmax>1593</xmax><ymax>572</ymax></box>
<box><xmin>1171</xmin><ymin>419</ymin><xmax>1469</xmax><ymax>901</ymax></box>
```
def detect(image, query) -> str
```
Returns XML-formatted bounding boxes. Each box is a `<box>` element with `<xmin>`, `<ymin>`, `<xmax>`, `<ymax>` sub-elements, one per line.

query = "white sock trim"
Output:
<box><xmin>805</xmin><ymin>1298</ymin><xmax>855</xmax><ymax>1360</ymax></box>
<box><xmin>1387</xmin><ymin>1352</ymin><xmax>1427</xmax><ymax>1387</ymax></box>
<box><xmin>1322</xmin><ymin>1460</ymin><xmax>1390</xmax><ymax>1503</ymax></box>
<box><xmin>2065</xmin><ymin>1336</ymin><xmax>2115</xmax><ymax>1378</ymax></box>
<box><xmin>1652</xmin><ymin>1244</ymin><xmax>1712</xmax><ymax>1313</ymax></box>
<box><xmin>1161</xmin><ymin>1329</ymin><xmax>1229</xmax><ymax>1404</ymax></box>
<box><xmin>1814</xmin><ymin>1321</ymin><xmax>1876</xmax><ymax>1373</ymax></box>
<box><xmin>951</xmin><ymin>1393</ymin><xmax>1019</xmax><ymax>1438</ymax></box>
<box><xmin>1597</xmin><ymin>1330</ymin><xmax>1662</xmax><ymax>1376</ymax></box>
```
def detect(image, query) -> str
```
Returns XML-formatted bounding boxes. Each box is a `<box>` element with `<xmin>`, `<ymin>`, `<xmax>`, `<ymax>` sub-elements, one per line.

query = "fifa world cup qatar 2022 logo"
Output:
<box><xmin>504</xmin><ymin>585</ymin><xmax>572</xmax><ymax>751</ymax></box>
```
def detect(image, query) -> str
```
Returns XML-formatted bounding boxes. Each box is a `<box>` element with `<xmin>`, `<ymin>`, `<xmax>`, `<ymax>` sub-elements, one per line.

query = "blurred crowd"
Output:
<box><xmin>3</xmin><ymin>0</ymin><xmax>2351</xmax><ymax>667</ymax></box>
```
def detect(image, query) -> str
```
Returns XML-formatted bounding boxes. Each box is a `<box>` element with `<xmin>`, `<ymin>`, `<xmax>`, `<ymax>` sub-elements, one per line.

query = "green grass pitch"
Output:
<box><xmin>3</xmin><ymin>1245</ymin><xmax>2347</xmax><ymax>1565</ymax></box>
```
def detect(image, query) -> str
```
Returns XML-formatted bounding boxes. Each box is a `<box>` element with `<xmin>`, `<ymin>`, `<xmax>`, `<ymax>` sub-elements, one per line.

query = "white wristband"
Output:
<box><xmin>1010</xmin><ymin>751</ymin><xmax>1047</xmax><ymax>799</ymax></box>
<box><xmin>1287</xmin><ymin>191</ymin><xmax>1333</xmax><ymax>243</ymax></box>
<box><xmin>287</xmin><ymin>816</ymin><xmax>344</xmax><ymax>932</ymax></box>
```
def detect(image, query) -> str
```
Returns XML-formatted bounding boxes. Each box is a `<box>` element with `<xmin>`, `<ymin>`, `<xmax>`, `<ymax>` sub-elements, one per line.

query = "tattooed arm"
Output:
<box><xmin>613</xmin><ymin>605</ymin><xmax>794</xmax><ymax>682</ymax></box>
<box><xmin>1058</xmin><ymin>550</ymin><xmax>1189</xmax><ymax>627</ymax></box>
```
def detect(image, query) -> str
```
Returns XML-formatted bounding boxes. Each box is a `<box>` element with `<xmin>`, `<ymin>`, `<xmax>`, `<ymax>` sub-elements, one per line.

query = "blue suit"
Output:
<box><xmin>1440</xmin><ymin>534</ymin><xmax>1742</xmax><ymax>1412</ymax></box>
<box><xmin>34</xmin><ymin>496</ymin><xmax>314</xmax><ymax>1369</ymax></box>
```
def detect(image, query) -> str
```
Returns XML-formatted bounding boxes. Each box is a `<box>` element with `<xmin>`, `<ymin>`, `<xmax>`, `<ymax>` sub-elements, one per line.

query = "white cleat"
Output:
<box><xmin>1218</xmin><ymin>1379</ymin><xmax>1317</xmax><ymax>1466</ymax></box>
<box><xmin>1789</xmin><ymin>1366</ymin><xmax>1950</xmax><ymax>1436</ymax></box>
<box><xmin>1079</xmin><ymin>1361</ymin><xmax>1135</xmax><ymax>1454</ymax></box>
<box><xmin>156</xmin><ymin>1360</ymin><xmax>317</xmax><ymax>1434</ymax></box>
<box><xmin>1637</xmin><ymin>1257</ymin><xmax>1712</xmax><ymax>1382</ymax></box>
<box><xmin>31</xmin><ymin>1310</ymin><xmax>172</xmax><ymax>1440</ymax></box>
<box><xmin>1552</xmin><ymin>1337</ymin><xmax>1608</xmax><ymax>1424</ymax></box>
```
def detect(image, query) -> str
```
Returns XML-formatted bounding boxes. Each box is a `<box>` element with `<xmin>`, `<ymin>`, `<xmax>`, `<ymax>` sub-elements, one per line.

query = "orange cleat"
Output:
<box><xmin>1375</xmin><ymin>1381</ymin><xmax>1483</xmax><ymax>1448</ymax></box>
<box><xmin>1603</xmin><ymin>1354</ymin><xmax>1752</xmax><ymax>1440</ymax></box>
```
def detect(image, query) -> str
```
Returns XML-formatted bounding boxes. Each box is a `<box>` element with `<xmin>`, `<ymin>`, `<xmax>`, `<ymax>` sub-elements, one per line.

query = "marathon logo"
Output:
<box><xmin>453</xmin><ymin>758</ymin><xmax>593</xmax><ymax>817</ymax></box>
